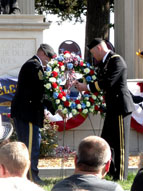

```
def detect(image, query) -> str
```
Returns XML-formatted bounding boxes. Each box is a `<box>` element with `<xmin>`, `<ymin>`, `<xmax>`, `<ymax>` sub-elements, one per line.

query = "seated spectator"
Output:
<box><xmin>0</xmin><ymin>177</ymin><xmax>44</xmax><ymax>191</ymax></box>
<box><xmin>0</xmin><ymin>141</ymin><xmax>30</xmax><ymax>178</ymax></box>
<box><xmin>131</xmin><ymin>152</ymin><xmax>143</xmax><ymax>191</ymax></box>
<box><xmin>52</xmin><ymin>135</ymin><xmax>124</xmax><ymax>191</ymax></box>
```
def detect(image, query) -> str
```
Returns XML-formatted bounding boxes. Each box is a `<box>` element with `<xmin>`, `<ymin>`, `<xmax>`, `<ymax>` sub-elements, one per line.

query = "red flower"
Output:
<box><xmin>75</xmin><ymin>100</ymin><xmax>80</xmax><ymax>104</ymax></box>
<box><xmin>78</xmin><ymin>109</ymin><xmax>82</xmax><ymax>112</ymax></box>
<box><xmin>52</xmin><ymin>71</ymin><xmax>58</xmax><ymax>78</ymax></box>
<box><xmin>64</xmin><ymin>51</ymin><xmax>70</xmax><ymax>54</ymax></box>
<box><xmin>62</xmin><ymin>91</ymin><xmax>66</xmax><ymax>96</ymax></box>
<box><xmin>84</xmin><ymin>91</ymin><xmax>90</xmax><ymax>95</ymax></box>
<box><xmin>7</xmin><ymin>113</ymin><xmax>11</xmax><ymax>118</ymax></box>
<box><xmin>52</xmin><ymin>54</ymin><xmax>57</xmax><ymax>58</ymax></box>
<box><xmin>52</xmin><ymin>82</ymin><xmax>58</xmax><ymax>88</ymax></box>
<box><xmin>58</xmin><ymin>93</ymin><xmax>63</xmax><ymax>99</ymax></box>
<box><xmin>94</xmin><ymin>92</ymin><xmax>99</xmax><ymax>96</ymax></box>
<box><xmin>89</xmin><ymin>97</ymin><xmax>95</xmax><ymax>103</ymax></box>
<box><xmin>80</xmin><ymin>61</ymin><xmax>84</xmax><ymax>66</ymax></box>
<box><xmin>59</xmin><ymin>86</ymin><xmax>63</xmax><ymax>91</ymax></box>
<box><xmin>95</xmin><ymin>105</ymin><xmax>99</xmax><ymax>111</ymax></box>
<box><xmin>64</xmin><ymin>101</ymin><xmax>70</xmax><ymax>107</ymax></box>
<box><xmin>58</xmin><ymin>62</ymin><xmax>64</xmax><ymax>66</ymax></box>
<box><xmin>90</xmin><ymin>70</ymin><xmax>95</xmax><ymax>75</ymax></box>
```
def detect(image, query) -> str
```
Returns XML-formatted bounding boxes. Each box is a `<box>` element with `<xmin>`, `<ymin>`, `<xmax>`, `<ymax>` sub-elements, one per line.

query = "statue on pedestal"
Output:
<box><xmin>0</xmin><ymin>0</ymin><xmax>21</xmax><ymax>14</ymax></box>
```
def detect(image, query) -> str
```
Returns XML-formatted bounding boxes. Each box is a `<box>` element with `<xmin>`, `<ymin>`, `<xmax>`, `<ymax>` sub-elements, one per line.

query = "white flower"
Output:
<box><xmin>77</xmin><ymin>104</ymin><xmax>82</xmax><ymax>109</ymax></box>
<box><xmin>99</xmin><ymin>96</ymin><xmax>103</xmax><ymax>101</ymax></box>
<box><xmin>64</xmin><ymin>53</ymin><xmax>71</xmax><ymax>58</ymax></box>
<box><xmin>82</xmin><ymin>109</ymin><xmax>88</xmax><ymax>114</ymax></box>
<box><xmin>62</xmin><ymin>96</ymin><xmax>66</xmax><ymax>102</ymax></box>
<box><xmin>53</xmin><ymin>60</ymin><xmax>58</xmax><ymax>65</ymax></box>
<box><xmin>44</xmin><ymin>83</ymin><xmax>51</xmax><ymax>89</ymax></box>
<box><xmin>45</xmin><ymin>71</ymin><xmax>51</xmax><ymax>77</ymax></box>
<box><xmin>48</xmin><ymin>60</ymin><xmax>54</xmax><ymax>65</ymax></box>
<box><xmin>92</xmin><ymin>95</ymin><xmax>97</xmax><ymax>100</ymax></box>
<box><xmin>49</xmin><ymin>77</ymin><xmax>56</xmax><ymax>83</ymax></box>
<box><xmin>89</xmin><ymin>106</ymin><xmax>94</xmax><ymax>113</ymax></box>
<box><xmin>72</xmin><ymin>109</ymin><xmax>78</xmax><ymax>115</ymax></box>
<box><xmin>58</xmin><ymin>105</ymin><xmax>63</xmax><ymax>110</ymax></box>
<box><xmin>84</xmin><ymin>97</ymin><xmax>89</xmax><ymax>101</ymax></box>
<box><xmin>92</xmin><ymin>75</ymin><xmax>96</xmax><ymax>80</ymax></box>
<box><xmin>61</xmin><ymin>65</ymin><xmax>65</xmax><ymax>71</ymax></box>
<box><xmin>83</xmin><ymin>68</ymin><xmax>90</xmax><ymax>74</ymax></box>
<box><xmin>63</xmin><ymin>108</ymin><xmax>68</xmax><ymax>114</ymax></box>
<box><xmin>56</xmin><ymin>99</ymin><xmax>60</xmax><ymax>104</ymax></box>
<box><xmin>86</xmin><ymin>101</ymin><xmax>91</xmax><ymax>107</ymax></box>
<box><xmin>54</xmin><ymin>67</ymin><xmax>59</xmax><ymax>73</ymax></box>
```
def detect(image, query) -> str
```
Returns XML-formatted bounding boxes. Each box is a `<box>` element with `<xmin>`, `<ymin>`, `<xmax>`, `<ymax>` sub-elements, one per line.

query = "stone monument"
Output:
<box><xmin>0</xmin><ymin>0</ymin><xmax>49</xmax><ymax>77</ymax></box>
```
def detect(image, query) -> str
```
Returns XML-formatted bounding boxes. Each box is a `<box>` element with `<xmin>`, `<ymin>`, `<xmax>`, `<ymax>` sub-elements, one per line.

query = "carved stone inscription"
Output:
<box><xmin>0</xmin><ymin>39</ymin><xmax>36</xmax><ymax>76</ymax></box>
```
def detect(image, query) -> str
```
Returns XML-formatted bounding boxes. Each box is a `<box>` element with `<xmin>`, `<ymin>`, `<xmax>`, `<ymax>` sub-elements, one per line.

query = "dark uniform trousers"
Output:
<box><xmin>11</xmin><ymin>56</ymin><xmax>55</xmax><ymax>182</ymax></box>
<box><xmin>89</xmin><ymin>51</ymin><xmax>134</xmax><ymax>180</ymax></box>
<box><xmin>101</xmin><ymin>112</ymin><xmax>132</xmax><ymax>180</ymax></box>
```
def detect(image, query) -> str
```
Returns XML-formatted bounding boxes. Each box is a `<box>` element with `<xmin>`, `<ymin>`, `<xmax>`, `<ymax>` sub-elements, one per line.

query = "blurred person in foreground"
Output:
<box><xmin>0</xmin><ymin>141</ymin><xmax>30</xmax><ymax>178</ymax></box>
<box><xmin>52</xmin><ymin>135</ymin><xmax>124</xmax><ymax>191</ymax></box>
<box><xmin>0</xmin><ymin>177</ymin><xmax>44</xmax><ymax>191</ymax></box>
<box><xmin>11</xmin><ymin>43</ymin><xmax>56</xmax><ymax>184</ymax></box>
<box><xmin>75</xmin><ymin>38</ymin><xmax>134</xmax><ymax>180</ymax></box>
<box><xmin>131</xmin><ymin>152</ymin><xmax>143</xmax><ymax>191</ymax></box>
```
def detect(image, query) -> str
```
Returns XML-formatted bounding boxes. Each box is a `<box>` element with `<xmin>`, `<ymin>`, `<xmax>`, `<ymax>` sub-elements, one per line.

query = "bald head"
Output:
<box><xmin>76</xmin><ymin>136</ymin><xmax>111</xmax><ymax>172</ymax></box>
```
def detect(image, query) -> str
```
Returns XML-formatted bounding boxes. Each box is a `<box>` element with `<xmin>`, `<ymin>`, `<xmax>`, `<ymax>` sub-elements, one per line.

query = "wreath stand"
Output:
<box><xmin>59</xmin><ymin>113</ymin><xmax>104</xmax><ymax>178</ymax></box>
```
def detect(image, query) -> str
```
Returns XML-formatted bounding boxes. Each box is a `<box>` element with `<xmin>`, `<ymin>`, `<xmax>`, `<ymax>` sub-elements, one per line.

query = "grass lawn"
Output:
<box><xmin>40</xmin><ymin>171</ymin><xmax>137</xmax><ymax>191</ymax></box>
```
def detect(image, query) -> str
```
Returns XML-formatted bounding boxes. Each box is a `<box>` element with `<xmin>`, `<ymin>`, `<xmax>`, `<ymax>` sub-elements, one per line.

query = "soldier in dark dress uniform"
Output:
<box><xmin>0</xmin><ymin>0</ymin><xmax>20</xmax><ymax>14</ymax></box>
<box><xmin>75</xmin><ymin>38</ymin><xmax>134</xmax><ymax>180</ymax></box>
<box><xmin>11</xmin><ymin>44</ymin><xmax>56</xmax><ymax>184</ymax></box>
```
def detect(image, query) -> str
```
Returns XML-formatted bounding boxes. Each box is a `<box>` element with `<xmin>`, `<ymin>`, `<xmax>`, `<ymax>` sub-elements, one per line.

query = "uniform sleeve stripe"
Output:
<box><xmin>94</xmin><ymin>81</ymin><xmax>100</xmax><ymax>91</ymax></box>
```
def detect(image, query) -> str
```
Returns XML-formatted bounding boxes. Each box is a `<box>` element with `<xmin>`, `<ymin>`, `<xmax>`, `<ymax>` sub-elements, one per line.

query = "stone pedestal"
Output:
<box><xmin>114</xmin><ymin>0</ymin><xmax>135</xmax><ymax>79</ymax></box>
<box><xmin>114</xmin><ymin>0</ymin><xmax>143</xmax><ymax>79</ymax></box>
<box><xmin>18</xmin><ymin>0</ymin><xmax>35</xmax><ymax>14</ymax></box>
<box><xmin>0</xmin><ymin>15</ymin><xmax>50</xmax><ymax>77</ymax></box>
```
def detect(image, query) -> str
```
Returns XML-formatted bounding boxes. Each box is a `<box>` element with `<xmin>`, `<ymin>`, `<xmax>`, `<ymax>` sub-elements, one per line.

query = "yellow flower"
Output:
<box><xmin>136</xmin><ymin>49</ymin><xmax>143</xmax><ymax>59</ymax></box>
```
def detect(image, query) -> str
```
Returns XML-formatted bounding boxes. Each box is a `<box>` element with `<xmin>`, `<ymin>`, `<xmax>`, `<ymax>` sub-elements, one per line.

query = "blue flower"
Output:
<box><xmin>70</xmin><ymin>102</ymin><xmax>76</xmax><ymax>109</ymax></box>
<box><xmin>86</xmin><ymin>76</ymin><xmax>92</xmax><ymax>82</ymax></box>
<box><xmin>84</xmin><ymin>93</ymin><xmax>90</xmax><ymax>97</ymax></box>
<box><xmin>57</xmin><ymin>55</ymin><xmax>64</xmax><ymax>61</ymax></box>
<box><xmin>46</xmin><ymin>66</ymin><xmax>52</xmax><ymax>72</ymax></box>
<box><xmin>86</xmin><ymin>62</ymin><xmax>90</xmax><ymax>67</ymax></box>
<box><xmin>53</xmin><ymin>92</ymin><xmax>58</xmax><ymax>99</ymax></box>
<box><xmin>66</xmin><ymin>95</ymin><xmax>70</xmax><ymax>100</ymax></box>
<box><xmin>67</xmin><ymin>63</ymin><xmax>73</xmax><ymax>69</ymax></box>
<box><xmin>81</xmin><ymin>103</ymin><xmax>86</xmax><ymax>109</ymax></box>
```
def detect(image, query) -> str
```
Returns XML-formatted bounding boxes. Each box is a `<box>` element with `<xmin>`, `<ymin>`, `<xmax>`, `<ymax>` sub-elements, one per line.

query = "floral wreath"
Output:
<box><xmin>44</xmin><ymin>51</ymin><xmax>106</xmax><ymax>117</ymax></box>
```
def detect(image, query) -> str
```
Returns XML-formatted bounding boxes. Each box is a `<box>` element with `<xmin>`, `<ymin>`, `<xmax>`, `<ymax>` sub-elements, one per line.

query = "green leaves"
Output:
<box><xmin>35</xmin><ymin>0</ymin><xmax>87</xmax><ymax>22</ymax></box>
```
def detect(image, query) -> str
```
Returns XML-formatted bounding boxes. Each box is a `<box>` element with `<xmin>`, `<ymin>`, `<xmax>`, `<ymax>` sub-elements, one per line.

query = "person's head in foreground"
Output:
<box><xmin>52</xmin><ymin>136</ymin><xmax>123</xmax><ymax>191</ymax></box>
<box><xmin>87</xmin><ymin>38</ymin><xmax>110</xmax><ymax>64</ymax></box>
<box><xmin>0</xmin><ymin>177</ymin><xmax>44</xmax><ymax>191</ymax></box>
<box><xmin>74</xmin><ymin>135</ymin><xmax>111</xmax><ymax>178</ymax></box>
<box><xmin>0</xmin><ymin>141</ymin><xmax>30</xmax><ymax>178</ymax></box>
